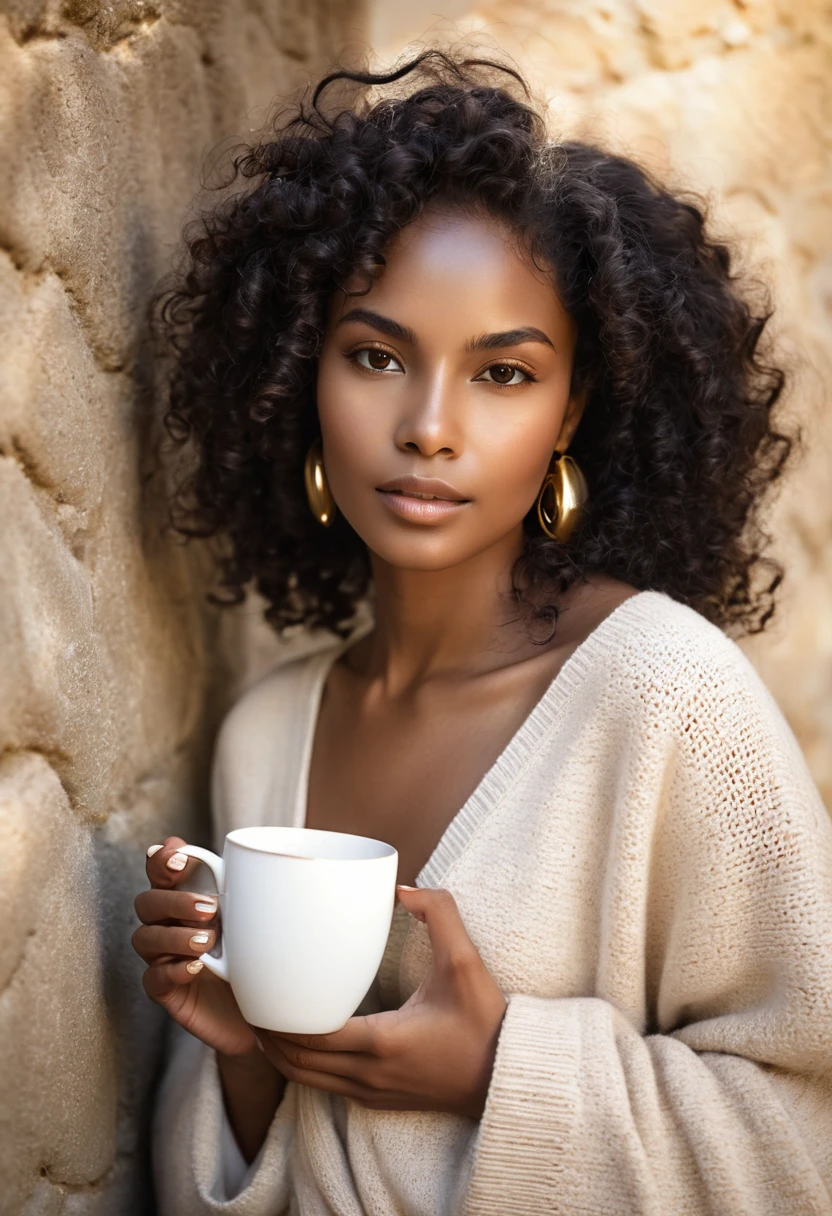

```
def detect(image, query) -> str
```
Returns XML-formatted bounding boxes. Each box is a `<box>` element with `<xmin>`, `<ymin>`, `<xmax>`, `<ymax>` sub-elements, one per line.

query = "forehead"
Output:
<box><xmin>328</xmin><ymin>206</ymin><xmax>573</xmax><ymax>340</ymax></box>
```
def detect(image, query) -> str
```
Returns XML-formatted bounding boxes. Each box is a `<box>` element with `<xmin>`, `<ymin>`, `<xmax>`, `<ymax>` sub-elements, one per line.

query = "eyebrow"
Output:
<box><xmin>335</xmin><ymin>309</ymin><xmax>556</xmax><ymax>354</ymax></box>
<box><xmin>465</xmin><ymin>327</ymin><xmax>555</xmax><ymax>353</ymax></box>
<box><xmin>335</xmin><ymin>308</ymin><xmax>417</xmax><ymax>346</ymax></box>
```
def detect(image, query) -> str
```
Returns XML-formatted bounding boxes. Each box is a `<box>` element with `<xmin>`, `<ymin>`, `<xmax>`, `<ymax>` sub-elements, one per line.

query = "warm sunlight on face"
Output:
<box><xmin>315</xmin><ymin>206</ymin><xmax>584</xmax><ymax>573</ymax></box>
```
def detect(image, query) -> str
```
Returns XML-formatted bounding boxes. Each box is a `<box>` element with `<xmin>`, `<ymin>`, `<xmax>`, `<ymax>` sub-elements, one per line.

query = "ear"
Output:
<box><xmin>555</xmin><ymin>382</ymin><xmax>589</xmax><ymax>453</ymax></box>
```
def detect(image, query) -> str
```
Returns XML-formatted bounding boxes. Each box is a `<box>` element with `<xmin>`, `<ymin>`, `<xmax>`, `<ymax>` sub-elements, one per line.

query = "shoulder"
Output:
<box><xmin>604</xmin><ymin>591</ymin><xmax>825</xmax><ymax>818</ymax></box>
<box><xmin>605</xmin><ymin>589</ymin><xmax>781</xmax><ymax>721</ymax></box>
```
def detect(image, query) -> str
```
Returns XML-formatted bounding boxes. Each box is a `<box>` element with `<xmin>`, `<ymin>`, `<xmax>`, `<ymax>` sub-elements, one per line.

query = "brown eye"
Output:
<box><xmin>491</xmin><ymin>364</ymin><xmax>514</xmax><ymax>384</ymax></box>
<box><xmin>480</xmin><ymin>363</ymin><xmax>530</xmax><ymax>386</ymax></box>
<box><xmin>354</xmin><ymin>348</ymin><xmax>403</xmax><ymax>373</ymax></box>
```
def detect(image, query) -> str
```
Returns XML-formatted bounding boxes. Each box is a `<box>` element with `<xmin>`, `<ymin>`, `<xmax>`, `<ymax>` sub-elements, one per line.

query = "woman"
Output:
<box><xmin>133</xmin><ymin>52</ymin><xmax>832</xmax><ymax>1214</ymax></box>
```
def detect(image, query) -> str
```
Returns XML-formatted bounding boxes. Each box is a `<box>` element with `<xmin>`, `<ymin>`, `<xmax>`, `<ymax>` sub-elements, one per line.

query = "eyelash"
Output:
<box><xmin>345</xmin><ymin>345</ymin><xmax>538</xmax><ymax>387</ymax></box>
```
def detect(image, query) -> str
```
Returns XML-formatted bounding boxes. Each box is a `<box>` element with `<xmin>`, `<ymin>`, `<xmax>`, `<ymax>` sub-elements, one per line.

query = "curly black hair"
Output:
<box><xmin>153</xmin><ymin>49</ymin><xmax>795</xmax><ymax>639</ymax></box>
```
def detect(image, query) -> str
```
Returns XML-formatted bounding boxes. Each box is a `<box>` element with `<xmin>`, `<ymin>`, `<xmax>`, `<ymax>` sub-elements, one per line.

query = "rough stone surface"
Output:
<box><xmin>379</xmin><ymin>1</ymin><xmax>832</xmax><ymax>809</ymax></box>
<box><xmin>0</xmin><ymin>753</ymin><xmax>116</xmax><ymax>1214</ymax></box>
<box><xmin>0</xmin><ymin>2</ymin><xmax>365</xmax><ymax>1211</ymax></box>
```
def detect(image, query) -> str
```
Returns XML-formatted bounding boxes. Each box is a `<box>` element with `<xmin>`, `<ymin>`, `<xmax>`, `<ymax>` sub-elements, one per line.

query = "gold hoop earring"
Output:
<box><xmin>304</xmin><ymin>439</ymin><xmax>336</xmax><ymax>527</ymax></box>
<box><xmin>536</xmin><ymin>451</ymin><xmax>588</xmax><ymax>542</ymax></box>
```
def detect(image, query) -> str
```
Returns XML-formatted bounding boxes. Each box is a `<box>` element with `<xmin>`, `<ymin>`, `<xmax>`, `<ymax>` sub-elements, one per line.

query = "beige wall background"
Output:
<box><xmin>0</xmin><ymin>1</ymin><xmax>829</xmax><ymax>1211</ymax></box>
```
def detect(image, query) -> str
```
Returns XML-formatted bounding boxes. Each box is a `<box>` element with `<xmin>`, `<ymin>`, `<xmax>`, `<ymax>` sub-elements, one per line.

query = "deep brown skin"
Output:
<box><xmin>133</xmin><ymin>206</ymin><xmax>638</xmax><ymax>1165</ymax></box>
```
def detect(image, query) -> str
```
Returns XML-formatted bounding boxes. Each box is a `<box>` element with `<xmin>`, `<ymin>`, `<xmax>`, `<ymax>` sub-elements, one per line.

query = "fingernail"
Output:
<box><xmin>189</xmin><ymin>933</ymin><xmax>210</xmax><ymax>949</ymax></box>
<box><xmin>186</xmin><ymin>960</ymin><xmax>204</xmax><ymax>974</ymax></box>
<box><xmin>147</xmin><ymin>844</ymin><xmax>163</xmax><ymax>857</ymax></box>
<box><xmin>194</xmin><ymin>899</ymin><xmax>217</xmax><ymax>914</ymax></box>
<box><xmin>397</xmin><ymin>884</ymin><xmax>418</xmax><ymax>890</ymax></box>
<box><xmin>167</xmin><ymin>852</ymin><xmax>188</xmax><ymax>872</ymax></box>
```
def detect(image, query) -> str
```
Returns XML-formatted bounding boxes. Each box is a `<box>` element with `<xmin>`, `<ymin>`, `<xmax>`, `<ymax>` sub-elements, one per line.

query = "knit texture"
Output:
<box><xmin>152</xmin><ymin>590</ymin><xmax>832</xmax><ymax>1214</ymax></box>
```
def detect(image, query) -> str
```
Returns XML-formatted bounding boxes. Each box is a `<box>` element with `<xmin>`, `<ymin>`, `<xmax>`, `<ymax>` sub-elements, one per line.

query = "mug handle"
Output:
<box><xmin>176</xmin><ymin>844</ymin><xmax>229</xmax><ymax>983</ymax></box>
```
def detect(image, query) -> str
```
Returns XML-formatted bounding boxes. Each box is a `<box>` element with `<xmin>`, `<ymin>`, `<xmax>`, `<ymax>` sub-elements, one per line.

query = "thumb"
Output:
<box><xmin>396</xmin><ymin>885</ymin><xmax>477</xmax><ymax>969</ymax></box>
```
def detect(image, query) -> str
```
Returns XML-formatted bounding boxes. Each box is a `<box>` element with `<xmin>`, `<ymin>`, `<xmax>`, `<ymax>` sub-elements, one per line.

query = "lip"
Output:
<box><xmin>375</xmin><ymin>475</ymin><xmax>471</xmax><ymax>524</ymax></box>
<box><xmin>376</xmin><ymin>476</ymin><xmax>469</xmax><ymax>501</ymax></box>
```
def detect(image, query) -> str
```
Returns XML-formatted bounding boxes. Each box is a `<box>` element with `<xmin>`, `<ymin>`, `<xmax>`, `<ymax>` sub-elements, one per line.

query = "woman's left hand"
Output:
<box><xmin>256</xmin><ymin>885</ymin><xmax>507</xmax><ymax>1120</ymax></box>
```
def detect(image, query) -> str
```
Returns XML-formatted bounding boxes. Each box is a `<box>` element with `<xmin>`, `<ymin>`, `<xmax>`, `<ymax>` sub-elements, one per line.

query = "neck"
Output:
<box><xmin>358</xmin><ymin>528</ymin><xmax>533</xmax><ymax>691</ymax></box>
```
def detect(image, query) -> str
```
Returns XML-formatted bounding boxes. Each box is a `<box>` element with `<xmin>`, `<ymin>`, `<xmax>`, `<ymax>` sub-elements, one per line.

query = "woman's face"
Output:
<box><xmin>315</xmin><ymin>206</ymin><xmax>584</xmax><ymax>573</ymax></box>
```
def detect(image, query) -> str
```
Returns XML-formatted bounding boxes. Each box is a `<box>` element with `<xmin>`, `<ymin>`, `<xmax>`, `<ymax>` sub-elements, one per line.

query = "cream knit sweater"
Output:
<box><xmin>152</xmin><ymin>590</ymin><xmax>832</xmax><ymax>1214</ymax></box>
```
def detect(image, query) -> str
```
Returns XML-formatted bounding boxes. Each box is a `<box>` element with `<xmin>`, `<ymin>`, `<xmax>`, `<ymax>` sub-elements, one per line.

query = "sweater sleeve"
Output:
<box><xmin>463</xmin><ymin>651</ymin><xmax>832</xmax><ymax>1216</ymax></box>
<box><xmin>219</xmin><ymin>1101</ymin><xmax>262</xmax><ymax>1197</ymax></box>
<box><xmin>152</xmin><ymin>1026</ymin><xmax>296</xmax><ymax>1214</ymax></box>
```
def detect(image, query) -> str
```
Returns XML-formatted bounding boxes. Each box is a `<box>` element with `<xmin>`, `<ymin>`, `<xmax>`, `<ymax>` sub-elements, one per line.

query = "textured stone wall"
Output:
<box><xmin>0</xmin><ymin>3</ymin><xmax>361</xmax><ymax>1212</ymax></box>
<box><xmin>377</xmin><ymin>0</ymin><xmax>832</xmax><ymax>808</ymax></box>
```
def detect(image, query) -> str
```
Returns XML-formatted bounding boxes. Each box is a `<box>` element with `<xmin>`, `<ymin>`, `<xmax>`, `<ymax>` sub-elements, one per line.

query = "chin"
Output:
<box><xmin>339</xmin><ymin>499</ymin><xmax>517</xmax><ymax>573</ymax></box>
<box><xmin>364</xmin><ymin>534</ymin><xmax>472</xmax><ymax>572</ymax></box>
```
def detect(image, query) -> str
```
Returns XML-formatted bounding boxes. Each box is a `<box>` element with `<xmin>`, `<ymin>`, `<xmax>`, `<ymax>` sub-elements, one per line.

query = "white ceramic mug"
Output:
<box><xmin>178</xmin><ymin>826</ymin><xmax>398</xmax><ymax>1034</ymax></box>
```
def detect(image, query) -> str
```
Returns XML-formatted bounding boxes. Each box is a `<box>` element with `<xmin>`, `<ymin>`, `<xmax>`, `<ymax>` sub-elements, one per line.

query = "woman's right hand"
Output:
<box><xmin>132</xmin><ymin>835</ymin><xmax>258</xmax><ymax>1059</ymax></box>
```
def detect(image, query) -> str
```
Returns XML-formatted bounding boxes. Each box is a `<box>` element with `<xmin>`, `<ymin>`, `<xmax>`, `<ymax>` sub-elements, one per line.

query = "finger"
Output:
<box><xmin>259</xmin><ymin>1033</ymin><xmax>373</xmax><ymax>1082</ymax></box>
<box><xmin>145</xmin><ymin>837</ymin><xmax>203</xmax><ymax>890</ymax></box>
<box><xmin>395</xmin><ymin>885</ymin><xmax>479</xmax><ymax>971</ymax></box>
<box><xmin>257</xmin><ymin>1035</ymin><xmax>380</xmax><ymax>1102</ymax></box>
<box><xmin>142</xmin><ymin>956</ymin><xmax>206</xmax><ymax>1005</ymax></box>
<box><xmin>134</xmin><ymin>888</ymin><xmax>218</xmax><ymax>927</ymax></box>
<box><xmin>132</xmin><ymin>923</ymin><xmax>216</xmax><ymax>964</ymax></box>
<box><xmin>269</xmin><ymin>1014</ymin><xmax>382</xmax><ymax>1055</ymax></box>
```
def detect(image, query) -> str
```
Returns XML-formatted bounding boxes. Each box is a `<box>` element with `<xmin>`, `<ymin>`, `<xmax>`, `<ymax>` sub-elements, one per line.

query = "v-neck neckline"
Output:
<box><xmin>290</xmin><ymin>589</ymin><xmax>656</xmax><ymax>890</ymax></box>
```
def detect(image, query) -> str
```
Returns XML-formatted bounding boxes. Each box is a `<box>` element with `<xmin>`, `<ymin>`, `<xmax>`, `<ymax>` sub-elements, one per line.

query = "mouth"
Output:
<box><xmin>375</xmin><ymin>476</ymin><xmax>471</xmax><ymax>523</ymax></box>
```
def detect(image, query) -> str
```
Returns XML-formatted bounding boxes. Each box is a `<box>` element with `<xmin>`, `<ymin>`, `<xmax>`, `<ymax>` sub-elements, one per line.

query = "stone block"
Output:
<box><xmin>0</xmin><ymin>752</ymin><xmax>117</xmax><ymax>1214</ymax></box>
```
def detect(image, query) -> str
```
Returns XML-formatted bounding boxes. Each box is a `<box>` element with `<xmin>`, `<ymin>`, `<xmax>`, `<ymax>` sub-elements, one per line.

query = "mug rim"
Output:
<box><xmin>226</xmin><ymin>825</ymin><xmax>397</xmax><ymax>860</ymax></box>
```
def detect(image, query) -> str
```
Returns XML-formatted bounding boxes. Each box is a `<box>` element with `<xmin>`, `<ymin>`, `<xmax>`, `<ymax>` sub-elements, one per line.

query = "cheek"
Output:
<box><xmin>474</xmin><ymin>411</ymin><xmax>559</xmax><ymax>514</ymax></box>
<box><xmin>315</xmin><ymin>360</ymin><xmax>382</xmax><ymax>496</ymax></box>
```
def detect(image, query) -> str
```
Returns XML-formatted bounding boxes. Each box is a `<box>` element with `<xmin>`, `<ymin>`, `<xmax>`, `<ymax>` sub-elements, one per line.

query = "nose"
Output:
<box><xmin>393</xmin><ymin>368</ymin><xmax>461</xmax><ymax>459</ymax></box>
